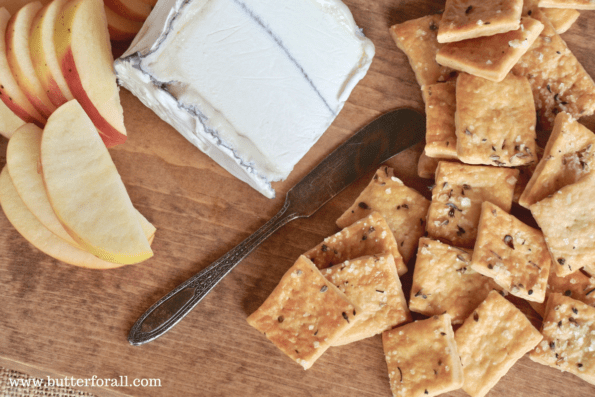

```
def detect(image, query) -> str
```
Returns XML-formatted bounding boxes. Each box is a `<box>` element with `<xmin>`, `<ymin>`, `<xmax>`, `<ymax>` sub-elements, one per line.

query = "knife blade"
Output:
<box><xmin>128</xmin><ymin>108</ymin><xmax>425</xmax><ymax>345</ymax></box>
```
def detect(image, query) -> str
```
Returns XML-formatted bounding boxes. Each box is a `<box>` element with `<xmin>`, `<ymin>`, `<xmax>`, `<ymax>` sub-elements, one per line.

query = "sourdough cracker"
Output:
<box><xmin>519</xmin><ymin>111</ymin><xmax>595</xmax><ymax>208</ymax></box>
<box><xmin>305</xmin><ymin>212</ymin><xmax>407</xmax><ymax>276</ymax></box>
<box><xmin>438</xmin><ymin>0</ymin><xmax>523</xmax><ymax>43</ymax></box>
<box><xmin>529</xmin><ymin>268</ymin><xmax>595</xmax><ymax>317</ymax></box>
<box><xmin>426</xmin><ymin>162</ymin><xmax>518</xmax><ymax>248</ymax></box>
<box><xmin>410</xmin><ymin>237</ymin><xmax>496</xmax><ymax>323</ymax></box>
<box><xmin>513</xmin><ymin>6</ymin><xmax>595</xmax><ymax>130</ymax></box>
<box><xmin>531</xmin><ymin>173</ymin><xmax>595</xmax><ymax>277</ymax></box>
<box><xmin>455</xmin><ymin>73</ymin><xmax>538</xmax><ymax>167</ymax></box>
<box><xmin>539</xmin><ymin>0</ymin><xmax>595</xmax><ymax>9</ymax></box>
<box><xmin>383</xmin><ymin>314</ymin><xmax>463</xmax><ymax>397</ymax></box>
<box><xmin>247</xmin><ymin>256</ymin><xmax>361</xmax><ymax>370</ymax></box>
<box><xmin>390</xmin><ymin>15</ymin><xmax>455</xmax><ymax>90</ymax></box>
<box><xmin>456</xmin><ymin>290</ymin><xmax>543</xmax><ymax>397</ymax></box>
<box><xmin>530</xmin><ymin>293</ymin><xmax>595</xmax><ymax>385</ymax></box>
<box><xmin>423</xmin><ymin>81</ymin><xmax>458</xmax><ymax>159</ymax></box>
<box><xmin>336</xmin><ymin>167</ymin><xmax>430</xmax><ymax>264</ymax></box>
<box><xmin>437</xmin><ymin>17</ymin><xmax>544</xmax><ymax>82</ymax></box>
<box><xmin>322</xmin><ymin>254</ymin><xmax>411</xmax><ymax>346</ymax></box>
<box><xmin>542</xmin><ymin>7</ymin><xmax>580</xmax><ymax>33</ymax></box>
<box><xmin>471</xmin><ymin>202</ymin><xmax>551</xmax><ymax>302</ymax></box>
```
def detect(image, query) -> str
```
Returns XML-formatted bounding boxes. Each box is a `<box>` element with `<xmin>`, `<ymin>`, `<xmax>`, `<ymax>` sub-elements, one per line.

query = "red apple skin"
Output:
<box><xmin>103</xmin><ymin>0</ymin><xmax>151</xmax><ymax>22</ymax></box>
<box><xmin>0</xmin><ymin>88</ymin><xmax>45</xmax><ymax>128</ymax></box>
<box><xmin>60</xmin><ymin>48</ymin><xmax>127</xmax><ymax>147</ymax></box>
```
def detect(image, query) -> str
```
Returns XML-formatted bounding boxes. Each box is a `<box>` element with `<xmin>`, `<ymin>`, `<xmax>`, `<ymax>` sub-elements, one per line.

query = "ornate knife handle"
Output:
<box><xmin>128</xmin><ymin>199</ymin><xmax>300</xmax><ymax>346</ymax></box>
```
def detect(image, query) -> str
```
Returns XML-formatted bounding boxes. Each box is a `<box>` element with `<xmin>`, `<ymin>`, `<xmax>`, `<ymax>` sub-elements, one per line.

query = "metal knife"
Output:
<box><xmin>128</xmin><ymin>108</ymin><xmax>425</xmax><ymax>346</ymax></box>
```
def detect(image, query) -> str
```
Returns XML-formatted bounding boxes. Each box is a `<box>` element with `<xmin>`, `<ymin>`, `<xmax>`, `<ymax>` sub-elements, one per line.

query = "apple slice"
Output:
<box><xmin>104</xmin><ymin>0</ymin><xmax>152</xmax><ymax>22</ymax></box>
<box><xmin>105</xmin><ymin>5</ymin><xmax>143</xmax><ymax>41</ymax></box>
<box><xmin>138</xmin><ymin>0</ymin><xmax>157</xmax><ymax>6</ymax></box>
<box><xmin>0</xmin><ymin>99</ymin><xmax>25</xmax><ymax>138</ymax></box>
<box><xmin>0</xmin><ymin>0</ymin><xmax>51</xmax><ymax>15</ymax></box>
<box><xmin>0</xmin><ymin>167</ymin><xmax>125</xmax><ymax>269</ymax></box>
<box><xmin>7</xmin><ymin>123</ymin><xmax>157</xmax><ymax>247</ymax></box>
<box><xmin>41</xmin><ymin>100</ymin><xmax>152</xmax><ymax>264</ymax></box>
<box><xmin>54</xmin><ymin>0</ymin><xmax>127</xmax><ymax>147</ymax></box>
<box><xmin>30</xmin><ymin>0</ymin><xmax>74</xmax><ymax>108</ymax></box>
<box><xmin>6</xmin><ymin>2</ymin><xmax>57</xmax><ymax>119</ymax></box>
<box><xmin>0</xmin><ymin>7</ymin><xmax>46</xmax><ymax>128</ymax></box>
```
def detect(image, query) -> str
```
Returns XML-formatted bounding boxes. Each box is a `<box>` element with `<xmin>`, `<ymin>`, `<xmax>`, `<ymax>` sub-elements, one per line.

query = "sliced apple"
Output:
<box><xmin>41</xmin><ymin>100</ymin><xmax>152</xmax><ymax>264</ymax></box>
<box><xmin>6</xmin><ymin>2</ymin><xmax>57</xmax><ymax>119</ymax></box>
<box><xmin>54</xmin><ymin>0</ymin><xmax>127</xmax><ymax>147</ymax></box>
<box><xmin>104</xmin><ymin>0</ymin><xmax>152</xmax><ymax>22</ymax></box>
<box><xmin>30</xmin><ymin>0</ymin><xmax>74</xmax><ymax>108</ymax></box>
<box><xmin>137</xmin><ymin>0</ymin><xmax>157</xmax><ymax>6</ymax></box>
<box><xmin>0</xmin><ymin>0</ymin><xmax>51</xmax><ymax>15</ymax></box>
<box><xmin>105</xmin><ymin>5</ymin><xmax>143</xmax><ymax>41</ymax></box>
<box><xmin>0</xmin><ymin>98</ymin><xmax>25</xmax><ymax>138</ymax></box>
<box><xmin>0</xmin><ymin>8</ymin><xmax>46</xmax><ymax>128</ymax></box>
<box><xmin>0</xmin><ymin>166</ymin><xmax>125</xmax><ymax>269</ymax></box>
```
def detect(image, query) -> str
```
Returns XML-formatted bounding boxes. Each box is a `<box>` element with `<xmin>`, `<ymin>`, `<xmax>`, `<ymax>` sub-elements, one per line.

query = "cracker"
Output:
<box><xmin>530</xmin><ymin>173</ymin><xmax>595</xmax><ymax>277</ymax></box>
<box><xmin>418</xmin><ymin>151</ymin><xmax>441</xmax><ymax>179</ymax></box>
<box><xmin>322</xmin><ymin>254</ymin><xmax>411</xmax><ymax>346</ymax></box>
<box><xmin>409</xmin><ymin>237</ymin><xmax>497</xmax><ymax>324</ymax></box>
<box><xmin>390</xmin><ymin>15</ymin><xmax>456</xmax><ymax>90</ymax></box>
<box><xmin>305</xmin><ymin>211</ymin><xmax>407</xmax><ymax>276</ymax></box>
<box><xmin>423</xmin><ymin>81</ymin><xmax>458</xmax><ymax>159</ymax></box>
<box><xmin>512</xmin><ymin>6</ymin><xmax>595</xmax><ymax>130</ymax></box>
<box><xmin>529</xmin><ymin>268</ymin><xmax>595</xmax><ymax>317</ymax></box>
<box><xmin>382</xmin><ymin>314</ymin><xmax>463</xmax><ymax>397</ymax></box>
<box><xmin>530</xmin><ymin>293</ymin><xmax>595</xmax><ymax>385</ymax></box>
<box><xmin>246</xmin><ymin>256</ymin><xmax>361</xmax><ymax>370</ymax></box>
<box><xmin>336</xmin><ymin>167</ymin><xmax>430</xmax><ymax>264</ymax></box>
<box><xmin>541</xmin><ymin>7</ymin><xmax>580</xmax><ymax>33</ymax></box>
<box><xmin>456</xmin><ymin>290</ymin><xmax>543</xmax><ymax>397</ymax></box>
<box><xmin>426</xmin><ymin>161</ymin><xmax>518</xmax><ymax>248</ymax></box>
<box><xmin>436</xmin><ymin>17</ymin><xmax>544</xmax><ymax>82</ymax></box>
<box><xmin>539</xmin><ymin>0</ymin><xmax>595</xmax><ymax>9</ymax></box>
<box><xmin>455</xmin><ymin>72</ymin><xmax>538</xmax><ymax>167</ymax></box>
<box><xmin>519</xmin><ymin>111</ymin><xmax>595</xmax><ymax>208</ymax></box>
<box><xmin>471</xmin><ymin>202</ymin><xmax>551</xmax><ymax>302</ymax></box>
<box><xmin>437</xmin><ymin>0</ymin><xmax>523</xmax><ymax>43</ymax></box>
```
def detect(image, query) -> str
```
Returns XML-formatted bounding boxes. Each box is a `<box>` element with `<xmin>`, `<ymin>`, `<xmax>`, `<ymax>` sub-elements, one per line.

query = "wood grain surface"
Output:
<box><xmin>2</xmin><ymin>0</ymin><xmax>595</xmax><ymax>396</ymax></box>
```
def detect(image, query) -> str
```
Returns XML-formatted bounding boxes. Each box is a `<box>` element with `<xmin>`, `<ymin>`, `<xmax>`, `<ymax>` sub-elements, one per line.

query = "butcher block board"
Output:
<box><xmin>2</xmin><ymin>0</ymin><xmax>595</xmax><ymax>396</ymax></box>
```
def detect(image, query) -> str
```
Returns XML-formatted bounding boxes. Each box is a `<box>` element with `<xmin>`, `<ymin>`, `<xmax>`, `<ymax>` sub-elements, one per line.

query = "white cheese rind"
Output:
<box><xmin>115</xmin><ymin>0</ymin><xmax>374</xmax><ymax>198</ymax></box>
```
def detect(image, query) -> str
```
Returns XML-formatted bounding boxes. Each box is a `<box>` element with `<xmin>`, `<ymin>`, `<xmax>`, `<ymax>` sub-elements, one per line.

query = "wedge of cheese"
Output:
<box><xmin>114</xmin><ymin>0</ymin><xmax>374</xmax><ymax>198</ymax></box>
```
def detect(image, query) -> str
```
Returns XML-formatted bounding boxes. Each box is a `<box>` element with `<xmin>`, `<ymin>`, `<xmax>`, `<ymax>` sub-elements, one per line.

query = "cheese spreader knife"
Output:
<box><xmin>128</xmin><ymin>108</ymin><xmax>425</xmax><ymax>346</ymax></box>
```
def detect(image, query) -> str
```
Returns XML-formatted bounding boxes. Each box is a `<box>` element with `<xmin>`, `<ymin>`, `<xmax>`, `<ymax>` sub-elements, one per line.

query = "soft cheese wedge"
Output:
<box><xmin>0</xmin><ymin>99</ymin><xmax>25</xmax><ymax>138</ymax></box>
<box><xmin>54</xmin><ymin>0</ymin><xmax>127</xmax><ymax>147</ymax></box>
<box><xmin>41</xmin><ymin>100</ymin><xmax>152</xmax><ymax>265</ymax></box>
<box><xmin>30</xmin><ymin>0</ymin><xmax>74</xmax><ymax>107</ymax></box>
<box><xmin>0</xmin><ymin>167</ymin><xmax>125</xmax><ymax>269</ymax></box>
<box><xmin>0</xmin><ymin>7</ymin><xmax>46</xmax><ymax>128</ymax></box>
<box><xmin>105</xmin><ymin>0</ymin><xmax>152</xmax><ymax>22</ymax></box>
<box><xmin>105</xmin><ymin>5</ymin><xmax>143</xmax><ymax>41</ymax></box>
<box><xmin>6</xmin><ymin>2</ymin><xmax>57</xmax><ymax>119</ymax></box>
<box><xmin>116</xmin><ymin>0</ymin><xmax>375</xmax><ymax>198</ymax></box>
<box><xmin>7</xmin><ymin>123</ymin><xmax>156</xmax><ymax>248</ymax></box>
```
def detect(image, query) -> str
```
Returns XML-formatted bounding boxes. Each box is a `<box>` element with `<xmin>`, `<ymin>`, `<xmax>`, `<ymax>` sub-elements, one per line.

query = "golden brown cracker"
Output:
<box><xmin>539</xmin><ymin>0</ymin><xmax>595</xmax><ymax>9</ymax></box>
<box><xmin>418</xmin><ymin>151</ymin><xmax>442</xmax><ymax>179</ymax></box>
<box><xmin>542</xmin><ymin>7</ymin><xmax>580</xmax><ymax>33</ymax></box>
<box><xmin>423</xmin><ymin>81</ymin><xmax>458</xmax><ymax>159</ymax></box>
<box><xmin>529</xmin><ymin>269</ymin><xmax>595</xmax><ymax>317</ymax></box>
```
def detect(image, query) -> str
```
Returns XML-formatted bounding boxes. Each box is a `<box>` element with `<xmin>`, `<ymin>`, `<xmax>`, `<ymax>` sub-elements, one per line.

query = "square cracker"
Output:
<box><xmin>418</xmin><ymin>151</ymin><xmax>442</xmax><ymax>179</ymax></box>
<box><xmin>512</xmin><ymin>6</ymin><xmax>595</xmax><ymax>130</ymax></box>
<box><xmin>410</xmin><ymin>237</ymin><xmax>496</xmax><ymax>324</ymax></box>
<box><xmin>246</xmin><ymin>256</ymin><xmax>361</xmax><ymax>370</ymax></box>
<box><xmin>528</xmin><ymin>268</ymin><xmax>595</xmax><ymax>317</ymax></box>
<box><xmin>436</xmin><ymin>17</ymin><xmax>544</xmax><ymax>82</ymax></box>
<box><xmin>542</xmin><ymin>7</ymin><xmax>580</xmax><ymax>33</ymax></box>
<box><xmin>455</xmin><ymin>72</ymin><xmax>538</xmax><ymax>167</ymax></box>
<box><xmin>530</xmin><ymin>293</ymin><xmax>595</xmax><ymax>385</ymax></box>
<box><xmin>455</xmin><ymin>290</ymin><xmax>543</xmax><ymax>397</ymax></box>
<box><xmin>471</xmin><ymin>202</ymin><xmax>551</xmax><ymax>302</ymax></box>
<box><xmin>390</xmin><ymin>15</ymin><xmax>455</xmax><ymax>91</ymax></box>
<box><xmin>322</xmin><ymin>254</ymin><xmax>411</xmax><ymax>346</ymax></box>
<box><xmin>519</xmin><ymin>111</ymin><xmax>595</xmax><ymax>208</ymax></box>
<box><xmin>539</xmin><ymin>0</ymin><xmax>595</xmax><ymax>9</ymax></box>
<box><xmin>423</xmin><ymin>81</ymin><xmax>458</xmax><ymax>159</ymax></box>
<box><xmin>305</xmin><ymin>211</ymin><xmax>407</xmax><ymax>276</ymax></box>
<box><xmin>336</xmin><ymin>167</ymin><xmax>430</xmax><ymax>264</ymax></box>
<box><xmin>426</xmin><ymin>161</ymin><xmax>518</xmax><ymax>248</ymax></box>
<box><xmin>437</xmin><ymin>0</ymin><xmax>523</xmax><ymax>43</ymax></box>
<box><xmin>531</xmin><ymin>173</ymin><xmax>595</xmax><ymax>277</ymax></box>
<box><xmin>382</xmin><ymin>314</ymin><xmax>463</xmax><ymax>397</ymax></box>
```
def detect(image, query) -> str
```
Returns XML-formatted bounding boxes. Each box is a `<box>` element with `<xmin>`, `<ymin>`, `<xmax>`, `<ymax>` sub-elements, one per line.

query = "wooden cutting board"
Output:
<box><xmin>2</xmin><ymin>0</ymin><xmax>595</xmax><ymax>396</ymax></box>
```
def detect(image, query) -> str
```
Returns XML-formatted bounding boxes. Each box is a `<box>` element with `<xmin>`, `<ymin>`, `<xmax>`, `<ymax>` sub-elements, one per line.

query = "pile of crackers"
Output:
<box><xmin>247</xmin><ymin>0</ymin><xmax>595</xmax><ymax>396</ymax></box>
